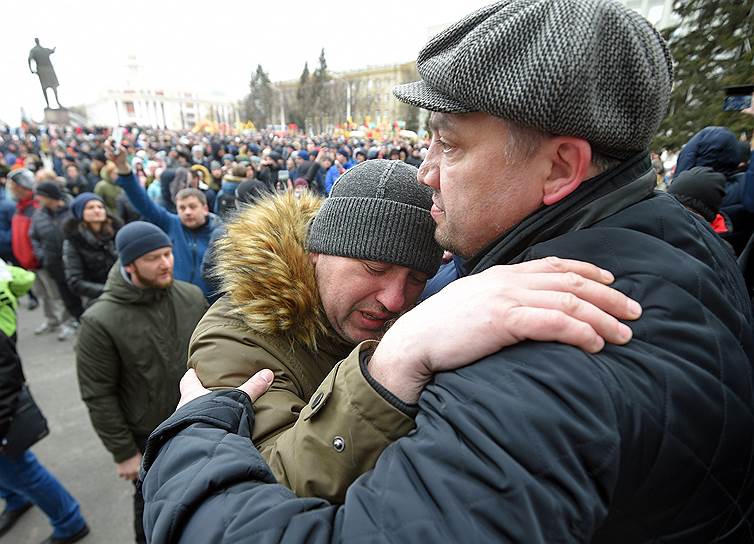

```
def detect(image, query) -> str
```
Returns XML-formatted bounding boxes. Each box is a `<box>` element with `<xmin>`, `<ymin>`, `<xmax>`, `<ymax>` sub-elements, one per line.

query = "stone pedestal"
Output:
<box><xmin>43</xmin><ymin>108</ymin><xmax>70</xmax><ymax>125</ymax></box>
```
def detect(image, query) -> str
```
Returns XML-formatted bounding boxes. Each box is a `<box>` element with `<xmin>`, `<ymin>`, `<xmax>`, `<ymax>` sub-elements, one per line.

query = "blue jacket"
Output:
<box><xmin>675</xmin><ymin>127</ymin><xmax>754</xmax><ymax>254</ymax></box>
<box><xmin>419</xmin><ymin>256</ymin><xmax>465</xmax><ymax>301</ymax></box>
<box><xmin>0</xmin><ymin>197</ymin><xmax>15</xmax><ymax>261</ymax></box>
<box><xmin>117</xmin><ymin>172</ymin><xmax>219</xmax><ymax>298</ymax></box>
<box><xmin>324</xmin><ymin>165</ymin><xmax>342</xmax><ymax>195</ymax></box>
<box><xmin>674</xmin><ymin>126</ymin><xmax>742</xmax><ymax>178</ymax></box>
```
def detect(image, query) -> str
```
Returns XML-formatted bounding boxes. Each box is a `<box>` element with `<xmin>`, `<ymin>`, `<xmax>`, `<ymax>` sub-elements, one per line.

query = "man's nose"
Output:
<box><xmin>417</xmin><ymin>148</ymin><xmax>440</xmax><ymax>189</ymax></box>
<box><xmin>376</xmin><ymin>279</ymin><xmax>407</xmax><ymax>314</ymax></box>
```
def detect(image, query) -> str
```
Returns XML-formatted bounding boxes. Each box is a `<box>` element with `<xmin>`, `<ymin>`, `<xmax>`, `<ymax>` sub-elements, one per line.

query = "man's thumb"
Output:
<box><xmin>238</xmin><ymin>369</ymin><xmax>274</xmax><ymax>402</ymax></box>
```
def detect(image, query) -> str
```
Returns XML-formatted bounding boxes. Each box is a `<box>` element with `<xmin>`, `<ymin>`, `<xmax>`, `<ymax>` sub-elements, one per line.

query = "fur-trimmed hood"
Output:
<box><xmin>213</xmin><ymin>191</ymin><xmax>327</xmax><ymax>349</ymax></box>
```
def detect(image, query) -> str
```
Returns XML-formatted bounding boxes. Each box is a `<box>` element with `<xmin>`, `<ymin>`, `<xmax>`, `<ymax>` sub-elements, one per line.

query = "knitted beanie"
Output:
<box><xmin>667</xmin><ymin>167</ymin><xmax>726</xmax><ymax>222</ymax></box>
<box><xmin>307</xmin><ymin>159</ymin><xmax>443</xmax><ymax>276</ymax></box>
<box><xmin>71</xmin><ymin>192</ymin><xmax>104</xmax><ymax>220</ymax></box>
<box><xmin>393</xmin><ymin>0</ymin><xmax>673</xmax><ymax>159</ymax></box>
<box><xmin>115</xmin><ymin>221</ymin><xmax>173</xmax><ymax>265</ymax></box>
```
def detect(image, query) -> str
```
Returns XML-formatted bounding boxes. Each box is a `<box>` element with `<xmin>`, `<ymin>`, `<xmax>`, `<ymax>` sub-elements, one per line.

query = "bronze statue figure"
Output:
<box><xmin>28</xmin><ymin>38</ymin><xmax>61</xmax><ymax>109</ymax></box>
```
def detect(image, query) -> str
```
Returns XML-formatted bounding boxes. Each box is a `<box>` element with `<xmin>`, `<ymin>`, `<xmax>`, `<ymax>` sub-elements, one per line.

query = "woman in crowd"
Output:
<box><xmin>62</xmin><ymin>193</ymin><xmax>121</xmax><ymax>302</ymax></box>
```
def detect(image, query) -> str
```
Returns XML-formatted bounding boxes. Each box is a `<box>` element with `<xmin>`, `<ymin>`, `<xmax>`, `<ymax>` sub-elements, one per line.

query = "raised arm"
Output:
<box><xmin>108</xmin><ymin>144</ymin><xmax>174</xmax><ymax>230</ymax></box>
<box><xmin>115</xmin><ymin>171</ymin><xmax>173</xmax><ymax>231</ymax></box>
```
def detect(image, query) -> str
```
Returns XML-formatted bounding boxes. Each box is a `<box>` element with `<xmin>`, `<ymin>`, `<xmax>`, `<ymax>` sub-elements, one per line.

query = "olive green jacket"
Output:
<box><xmin>189</xmin><ymin>192</ymin><xmax>414</xmax><ymax>503</ymax></box>
<box><xmin>76</xmin><ymin>263</ymin><xmax>208</xmax><ymax>462</ymax></box>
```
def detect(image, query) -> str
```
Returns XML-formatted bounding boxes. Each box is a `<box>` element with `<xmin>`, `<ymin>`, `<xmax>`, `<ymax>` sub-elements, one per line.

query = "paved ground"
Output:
<box><xmin>3</xmin><ymin>304</ymin><xmax>133</xmax><ymax>543</ymax></box>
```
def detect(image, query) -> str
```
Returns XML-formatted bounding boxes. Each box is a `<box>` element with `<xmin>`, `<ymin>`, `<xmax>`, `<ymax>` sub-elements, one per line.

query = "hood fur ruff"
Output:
<box><xmin>214</xmin><ymin>191</ymin><xmax>327</xmax><ymax>350</ymax></box>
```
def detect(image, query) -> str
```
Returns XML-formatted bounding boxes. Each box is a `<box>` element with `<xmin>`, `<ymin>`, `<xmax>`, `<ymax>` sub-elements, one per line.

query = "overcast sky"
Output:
<box><xmin>0</xmin><ymin>0</ymin><xmax>493</xmax><ymax>125</ymax></box>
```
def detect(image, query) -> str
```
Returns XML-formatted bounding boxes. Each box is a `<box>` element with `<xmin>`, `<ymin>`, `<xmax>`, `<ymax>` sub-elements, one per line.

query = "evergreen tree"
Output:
<box><xmin>293</xmin><ymin>62</ymin><xmax>312</xmax><ymax>130</ymax></box>
<box><xmin>312</xmin><ymin>48</ymin><xmax>333</xmax><ymax>132</ymax></box>
<box><xmin>404</xmin><ymin>105</ymin><xmax>420</xmax><ymax>132</ymax></box>
<box><xmin>243</xmin><ymin>64</ymin><xmax>275</xmax><ymax>129</ymax></box>
<box><xmin>654</xmin><ymin>0</ymin><xmax>754</xmax><ymax>151</ymax></box>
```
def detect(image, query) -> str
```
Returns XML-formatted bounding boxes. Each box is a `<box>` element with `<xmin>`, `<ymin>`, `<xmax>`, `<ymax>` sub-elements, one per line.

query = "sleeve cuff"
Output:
<box><xmin>358</xmin><ymin>341</ymin><xmax>419</xmax><ymax>418</ymax></box>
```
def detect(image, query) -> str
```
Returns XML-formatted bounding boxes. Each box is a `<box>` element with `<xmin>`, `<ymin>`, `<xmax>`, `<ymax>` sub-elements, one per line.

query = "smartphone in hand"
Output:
<box><xmin>112</xmin><ymin>127</ymin><xmax>125</xmax><ymax>155</ymax></box>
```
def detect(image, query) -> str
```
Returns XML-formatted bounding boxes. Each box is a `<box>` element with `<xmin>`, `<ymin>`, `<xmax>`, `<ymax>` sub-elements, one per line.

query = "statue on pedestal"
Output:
<box><xmin>28</xmin><ymin>38</ymin><xmax>62</xmax><ymax>109</ymax></box>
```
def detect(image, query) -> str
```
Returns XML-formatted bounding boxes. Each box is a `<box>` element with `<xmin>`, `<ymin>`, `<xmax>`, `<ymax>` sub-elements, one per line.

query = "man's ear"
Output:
<box><xmin>542</xmin><ymin>138</ymin><xmax>592</xmax><ymax>206</ymax></box>
<box><xmin>309</xmin><ymin>253</ymin><xmax>319</xmax><ymax>266</ymax></box>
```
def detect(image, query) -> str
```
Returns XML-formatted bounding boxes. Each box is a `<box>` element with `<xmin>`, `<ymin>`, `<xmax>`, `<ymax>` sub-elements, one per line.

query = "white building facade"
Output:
<box><xmin>84</xmin><ymin>89</ymin><xmax>239</xmax><ymax>130</ymax></box>
<box><xmin>81</xmin><ymin>54</ymin><xmax>239</xmax><ymax>130</ymax></box>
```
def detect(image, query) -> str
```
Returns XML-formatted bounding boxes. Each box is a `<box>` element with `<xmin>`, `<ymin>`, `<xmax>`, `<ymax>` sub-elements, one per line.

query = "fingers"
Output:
<box><xmin>237</xmin><ymin>369</ymin><xmax>274</xmax><ymax>402</ymax></box>
<box><xmin>506</xmin><ymin>272</ymin><xmax>642</xmax><ymax>321</ymax></box>
<box><xmin>179</xmin><ymin>368</ymin><xmax>201</xmax><ymax>395</ymax></box>
<box><xmin>505</xmin><ymin>306</ymin><xmax>606</xmax><ymax>353</ymax></box>
<box><xmin>176</xmin><ymin>369</ymin><xmax>210</xmax><ymax>410</ymax></box>
<box><xmin>504</xmin><ymin>257</ymin><xmax>615</xmax><ymax>284</ymax></box>
<box><xmin>504</xmin><ymin>288</ymin><xmax>633</xmax><ymax>347</ymax></box>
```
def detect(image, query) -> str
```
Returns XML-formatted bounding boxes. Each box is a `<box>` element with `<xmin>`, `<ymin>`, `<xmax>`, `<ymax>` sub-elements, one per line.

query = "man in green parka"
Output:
<box><xmin>75</xmin><ymin>221</ymin><xmax>208</xmax><ymax>543</ymax></box>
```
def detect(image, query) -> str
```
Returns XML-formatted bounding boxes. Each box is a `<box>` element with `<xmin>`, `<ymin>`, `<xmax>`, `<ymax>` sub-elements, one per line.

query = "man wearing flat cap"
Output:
<box><xmin>75</xmin><ymin>221</ymin><xmax>207</xmax><ymax>543</ymax></box>
<box><xmin>140</xmin><ymin>1</ymin><xmax>754</xmax><ymax>541</ymax></box>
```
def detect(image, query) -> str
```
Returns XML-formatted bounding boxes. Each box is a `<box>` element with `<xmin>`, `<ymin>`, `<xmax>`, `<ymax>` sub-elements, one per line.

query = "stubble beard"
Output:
<box><xmin>132</xmin><ymin>265</ymin><xmax>173</xmax><ymax>290</ymax></box>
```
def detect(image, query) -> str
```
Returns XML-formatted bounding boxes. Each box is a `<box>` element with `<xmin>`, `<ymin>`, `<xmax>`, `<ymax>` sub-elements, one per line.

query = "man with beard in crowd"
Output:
<box><xmin>75</xmin><ymin>221</ymin><xmax>207</xmax><ymax>543</ymax></box>
<box><xmin>141</xmin><ymin>0</ymin><xmax>754</xmax><ymax>542</ymax></box>
<box><xmin>111</xmin><ymin>148</ymin><xmax>220</xmax><ymax>299</ymax></box>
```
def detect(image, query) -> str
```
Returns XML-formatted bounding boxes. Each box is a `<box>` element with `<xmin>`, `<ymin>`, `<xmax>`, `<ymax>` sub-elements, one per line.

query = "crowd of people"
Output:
<box><xmin>1</xmin><ymin>0</ymin><xmax>754</xmax><ymax>542</ymax></box>
<box><xmin>0</xmin><ymin>126</ymin><xmax>435</xmax><ymax>329</ymax></box>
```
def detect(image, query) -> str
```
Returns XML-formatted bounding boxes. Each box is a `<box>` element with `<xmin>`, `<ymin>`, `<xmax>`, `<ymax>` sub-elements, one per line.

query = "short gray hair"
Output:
<box><xmin>504</xmin><ymin>120</ymin><xmax>621</xmax><ymax>174</ymax></box>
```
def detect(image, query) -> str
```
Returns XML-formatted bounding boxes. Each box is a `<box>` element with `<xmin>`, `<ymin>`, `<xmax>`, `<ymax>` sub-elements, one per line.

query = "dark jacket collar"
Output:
<box><xmin>466</xmin><ymin>153</ymin><xmax>656</xmax><ymax>274</ymax></box>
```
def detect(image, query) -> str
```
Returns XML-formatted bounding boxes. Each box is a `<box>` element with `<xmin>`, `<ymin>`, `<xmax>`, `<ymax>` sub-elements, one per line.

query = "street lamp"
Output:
<box><xmin>331</xmin><ymin>75</ymin><xmax>352</xmax><ymax>122</ymax></box>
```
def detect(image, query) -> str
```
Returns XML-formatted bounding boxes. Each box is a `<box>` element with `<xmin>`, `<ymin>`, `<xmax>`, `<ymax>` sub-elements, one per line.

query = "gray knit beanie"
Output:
<box><xmin>307</xmin><ymin>160</ymin><xmax>443</xmax><ymax>276</ymax></box>
<box><xmin>393</xmin><ymin>0</ymin><xmax>673</xmax><ymax>159</ymax></box>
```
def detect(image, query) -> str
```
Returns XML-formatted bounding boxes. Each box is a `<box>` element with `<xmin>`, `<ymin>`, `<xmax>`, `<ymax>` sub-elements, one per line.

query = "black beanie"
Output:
<box><xmin>236</xmin><ymin>179</ymin><xmax>269</xmax><ymax>205</ymax></box>
<box><xmin>116</xmin><ymin>221</ymin><xmax>172</xmax><ymax>265</ymax></box>
<box><xmin>36</xmin><ymin>181</ymin><xmax>64</xmax><ymax>201</ymax></box>
<box><xmin>668</xmin><ymin>166</ymin><xmax>726</xmax><ymax>222</ymax></box>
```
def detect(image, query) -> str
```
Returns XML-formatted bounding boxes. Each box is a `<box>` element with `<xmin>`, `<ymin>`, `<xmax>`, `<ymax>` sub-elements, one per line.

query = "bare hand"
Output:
<box><xmin>742</xmin><ymin>93</ymin><xmax>754</xmax><ymax>117</ymax></box>
<box><xmin>369</xmin><ymin>257</ymin><xmax>642</xmax><ymax>403</ymax></box>
<box><xmin>105</xmin><ymin>141</ymin><xmax>129</xmax><ymax>173</ymax></box>
<box><xmin>116</xmin><ymin>452</ymin><xmax>142</xmax><ymax>481</ymax></box>
<box><xmin>176</xmin><ymin>368</ymin><xmax>274</xmax><ymax>411</ymax></box>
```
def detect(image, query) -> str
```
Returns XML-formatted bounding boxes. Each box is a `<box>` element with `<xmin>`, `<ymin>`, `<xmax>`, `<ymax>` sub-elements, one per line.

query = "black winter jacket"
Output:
<box><xmin>0</xmin><ymin>333</ymin><xmax>24</xmax><ymax>441</ymax></box>
<box><xmin>141</xmin><ymin>154</ymin><xmax>754</xmax><ymax>543</ymax></box>
<box><xmin>30</xmin><ymin>202</ymin><xmax>73</xmax><ymax>269</ymax></box>
<box><xmin>62</xmin><ymin>216</ymin><xmax>121</xmax><ymax>299</ymax></box>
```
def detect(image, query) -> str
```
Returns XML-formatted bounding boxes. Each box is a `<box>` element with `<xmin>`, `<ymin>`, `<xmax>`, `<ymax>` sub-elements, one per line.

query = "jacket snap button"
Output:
<box><xmin>332</xmin><ymin>436</ymin><xmax>345</xmax><ymax>452</ymax></box>
<box><xmin>311</xmin><ymin>391</ymin><xmax>324</xmax><ymax>409</ymax></box>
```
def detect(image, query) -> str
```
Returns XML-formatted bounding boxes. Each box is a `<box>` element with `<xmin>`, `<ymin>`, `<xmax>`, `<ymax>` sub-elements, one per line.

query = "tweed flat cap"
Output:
<box><xmin>307</xmin><ymin>160</ymin><xmax>443</xmax><ymax>276</ymax></box>
<box><xmin>393</xmin><ymin>0</ymin><xmax>673</xmax><ymax>159</ymax></box>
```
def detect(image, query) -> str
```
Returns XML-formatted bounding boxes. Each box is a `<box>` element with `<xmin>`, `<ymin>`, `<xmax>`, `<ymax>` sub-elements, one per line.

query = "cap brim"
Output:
<box><xmin>393</xmin><ymin>80</ymin><xmax>473</xmax><ymax>114</ymax></box>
